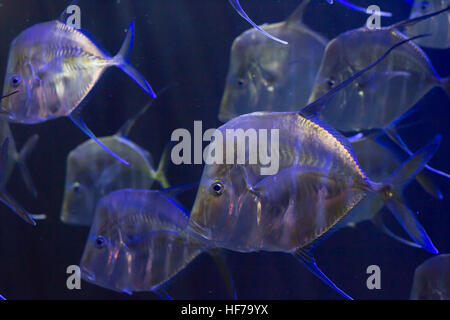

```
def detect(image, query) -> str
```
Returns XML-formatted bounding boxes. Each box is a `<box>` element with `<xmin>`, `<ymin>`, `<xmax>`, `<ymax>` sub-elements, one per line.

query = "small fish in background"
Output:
<box><xmin>0</xmin><ymin>137</ymin><xmax>41</xmax><ymax>225</ymax></box>
<box><xmin>220</xmin><ymin>1</ymin><xmax>328</xmax><ymax>122</ymax></box>
<box><xmin>80</xmin><ymin>189</ymin><xmax>236</xmax><ymax>299</ymax></box>
<box><xmin>410</xmin><ymin>254</ymin><xmax>450</xmax><ymax>300</ymax></box>
<box><xmin>0</xmin><ymin>3</ymin><xmax>156</xmax><ymax>166</ymax></box>
<box><xmin>60</xmin><ymin>100</ymin><xmax>170</xmax><ymax>226</ymax></box>
<box><xmin>403</xmin><ymin>0</ymin><xmax>450</xmax><ymax>49</ymax></box>
<box><xmin>227</xmin><ymin>0</ymin><xmax>392</xmax><ymax>45</ymax></box>
<box><xmin>336</xmin><ymin>135</ymin><xmax>442</xmax><ymax>249</ymax></box>
<box><xmin>308</xmin><ymin>6</ymin><xmax>450</xmax><ymax>177</ymax></box>
<box><xmin>188</xmin><ymin>36</ymin><xmax>440</xmax><ymax>300</ymax></box>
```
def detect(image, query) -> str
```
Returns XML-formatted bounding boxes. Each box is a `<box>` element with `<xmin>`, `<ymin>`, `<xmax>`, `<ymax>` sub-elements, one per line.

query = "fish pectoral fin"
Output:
<box><xmin>292</xmin><ymin>247</ymin><xmax>353</xmax><ymax>300</ymax></box>
<box><xmin>153</xmin><ymin>287</ymin><xmax>173</xmax><ymax>300</ymax></box>
<box><xmin>0</xmin><ymin>190</ymin><xmax>36</xmax><ymax>226</ymax></box>
<box><xmin>69</xmin><ymin>112</ymin><xmax>130</xmax><ymax>166</ymax></box>
<box><xmin>17</xmin><ymin>134</ymin><xmax>39</xmax><ymax>198</ymax></box>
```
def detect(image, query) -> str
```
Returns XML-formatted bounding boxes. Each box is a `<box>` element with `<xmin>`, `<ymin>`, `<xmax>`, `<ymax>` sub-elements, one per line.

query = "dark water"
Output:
<box><xmin>0</xmin><ymin>0</ymin><xmax>448</xmax><ymax>299</ymax></box>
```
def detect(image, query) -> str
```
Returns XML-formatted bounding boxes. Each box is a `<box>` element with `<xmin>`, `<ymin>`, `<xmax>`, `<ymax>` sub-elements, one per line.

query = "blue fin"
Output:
<box><xmin>335</xmin><ymin>0</ymin><xmax>392</xmax><ymax>17</ymax></box>
<box><xmin>69</xmin><ymin>112</ymin><xmax>130</xmax><ymax>166</ymax></box>
<box><xmin>113</xmin><ymin>21</ymin><xmax>156</xmax><ymax>98</ymax></box>
<box><xmin>382</xmin><ymin>135</ymin><xmax>441</xmax><ymax>254</ymax></box>
<box><xmin>293</xmin><ymin>247</ymin><xmax>353</xmax><ymax>300</ymax></box>
<box><xmin>372</xmin><ymin>211</ymin><xmax>421</xmax><ymax>249</ymax></box>
<box><xmin>228</xmin><ymin>0</ymin><xmax>288</xmax><ymax>45</ymax></box>
<box><xmin>384</xmin><ymin>127</ymin><xmax>450</xmax><ymax>180</ymax></box>
<box><xmin>392</xmin><ymin>5</ymin><xmax>450</xmax><ymax>30</ymax></box>
<box><xmin>153</xmin><ymin>287</ymin><xmax>173</xmax><ymax>300</ymax></box>
<box><xmin>300</xmin><ymin>34</ymin><xmax>430</xmax><ymax>118</ymax></box>
<box><xmin>0</xmin><ymin>293</ymin><xmax>5</xmax><ymax>300</ymax></box>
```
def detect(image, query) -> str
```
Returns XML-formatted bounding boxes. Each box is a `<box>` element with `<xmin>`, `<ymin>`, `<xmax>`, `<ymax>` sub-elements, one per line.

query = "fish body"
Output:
<box><xmin>189</xmin><ymin>111</ymin><xmax>375</xmax><ymax>253</ymax></box>
<box><xmin>220</xmin><ymin>3</ymin><xmax>327</xmax><ymax>121</ymax></box>
<box><xmin>309</xmin><ymin>26</ymin><xmax>445</xmax><ymax>132</ymax></box>
<box><xmin>404</xmin><ymin>0</ymin><xmax>450</xmax><ymax>49</ymax></box>
<box><xmin>0</xmin><ymin>19</ymin><xmax>154</xmax><ymax>165</ymax></box>
<box><xmin>80</xmin><ymin>189</ymin><xmax>205</xmax><ymax>294</ymax></box>
<box><xmin>410</xmin><ymin>254</ymin><xmax>450</xmax><ymax>300</ymax></box>
<box><xmin>61</xmin><ymin>135</ymin><xmax>169</xmax><ymax>226</ymax></box>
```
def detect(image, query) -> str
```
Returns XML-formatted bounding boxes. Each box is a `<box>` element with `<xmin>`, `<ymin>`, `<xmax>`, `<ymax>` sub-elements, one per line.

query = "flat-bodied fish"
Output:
<box><xmin>60</xmin><ymin>101</ymin><xmax>169</xmax><ymax>226</ymax></box>
<box><xmin>410</xmin><ymin>254</ymin><xmax>450</xmax><ymax>300</ymax></box>
<box><xmin>188</xmin><ymin>36</ymin><xmax>440</xmax><ymax>299</ymax></box>
<box><xmin>308</xmin><ymin>6</ymin><xmax>450</xmax><ymax>133</ymax></box>
<box><xmin>403</xmin><ymin>0</ymin><xmax>450</xmax><ymax>49</ymax></box>
<box><xmin>336</xmin><ymin>135</ymin><xmax>442</xmax><ymax>248</ymax></box>
<box><xmin>80</xmin><ymin>188</ymin><xmax>235</xmax><ymax>298</ymax></box>
<box><xmin>0</xmin><ymin>8</ymin><xmax>155</xmax><ymax>165</ymax></box>
<box><xmin>220</xmin><ymin>1</ymin><xmax>328</xmax><ymax>122</ymax></box>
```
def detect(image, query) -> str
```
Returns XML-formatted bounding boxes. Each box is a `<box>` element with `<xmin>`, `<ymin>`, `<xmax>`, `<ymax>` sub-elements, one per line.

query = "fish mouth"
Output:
<box><xmin>80</xmin><ymin>266</ymin><xmax>96</xmax><ymax>282</ymax></box>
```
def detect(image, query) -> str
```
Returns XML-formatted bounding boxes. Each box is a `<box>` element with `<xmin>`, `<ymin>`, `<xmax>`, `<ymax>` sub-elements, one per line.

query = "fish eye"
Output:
<box><xmin>420</xmin><ymin>1</ymin><xmax>429</xmax><ymax>11</ymax></box>
<box><xmin>326</xmin><ymin>78</ymin><xmax>336</xmax><ymax>89</ymax></box>
<box><xmin>10</xmin><ymin>75</ymin><xmax>21</xmax><ymax>88</ymax></box>
<box><xmin>95</xmin><ymin>236</ymin><xmax>106</xmax><ymax>249</ymax></box>
<box><xmin>237</xmin><ymin>78</ymin><xmax>246</xmax><ymax>87</ymax></box>
<box><xmin>72</xmin><ymin>182</ymin><xmax>81</xmax><ymax>193</ymax></box>
<box><xmin>211</xmin><ymin>181</ymin><xmax>225</xmax><ymax>196</ymax></box>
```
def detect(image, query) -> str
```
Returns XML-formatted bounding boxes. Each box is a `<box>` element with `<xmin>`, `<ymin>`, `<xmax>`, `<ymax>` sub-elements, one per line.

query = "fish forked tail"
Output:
<box><xmin>373</xmin><ymin>135</ymin><xmax>441</xmax><ymax>254</ymax></box>
<box><xmin>113</xmin><ymin>21</ymin><xmax>156</xmax><ymax>98</ymax></box>
<box><xmin>151</xmin><ymin>144</ymin><xmax>172</xmax><ymax>189</ymax></box>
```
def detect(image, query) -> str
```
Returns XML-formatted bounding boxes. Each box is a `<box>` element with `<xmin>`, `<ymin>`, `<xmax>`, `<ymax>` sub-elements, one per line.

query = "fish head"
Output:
<box><xmin>80</xmin><ymin>194</ymin><xmax>132</xmax><ymax>293</ymax></box>
<box><xmin>219</xmin><ymin>26</ymin><xmax>289</xmax><ymax>121</ymax></box>
<box><xmin>189</xmin><ymin>162</ymin><xmax>252</xmax><ymax>245</ymax></box>
<box><xmin>60</xmin><ymin>143</ymin><xmax>101</xmax><ymax>226</ymax></box>
<box><xmin>410</xmin><ymin>0</ymin><xmax>440</xmax><ymax>18</ymax></box>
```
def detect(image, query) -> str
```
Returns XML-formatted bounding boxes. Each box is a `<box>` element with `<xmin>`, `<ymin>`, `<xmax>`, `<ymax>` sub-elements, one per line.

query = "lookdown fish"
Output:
<box><xmin>80</xmin><ymin>188</ymin><xmax>236</xmax><ymax>299</ymax></box>
<box><xmin>336</xmin><ymin>135</ymin><xmax>442</xmax><ymax>249</ymax></box>
<box><xmin>227</xmin><ymin>0</ymin><xmax>391</xmax><ymax>45</ymax></box>
<box><xmin>219</xmin><ymin>1</ymin><xmax>328</xmax><ymax>122</ymax></box>
<box><xmin>403</xmin><ymin>0</ymin><xmax>450</xmax><ymax>49</ymax></box>
<box><xmin>410</xmin><ymin>254</ymin><xmax>450</xmax><ymax>300</ymax></box>
<box><xmin>308</xmin><ymin>6</ymin><xmax>450</xmax><ymax>177</ymax></box>
<box><xmin>0</xmin><ymin>6</ymin><xmax>155</xmax><ymax>166</ymax></box>
<box><xmin>187</xmin><ymin>35</ymin><xmax>439</xmax><ymax>300</ymax></box>
<box><xmin>60</xmin><ymin>100</ymin><xmax>169</xmax><ymax>226</ymax></box>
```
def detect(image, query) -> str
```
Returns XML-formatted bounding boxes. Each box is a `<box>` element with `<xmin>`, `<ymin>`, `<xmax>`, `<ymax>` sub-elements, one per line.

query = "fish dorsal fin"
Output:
<box><xmin>117</xmin><ymin>100</ymin><xmax>154</xmax><ymax>138</ymax></box>
<box><xmin>58</xmin><ymin>0</ymin><xmax>80</xmax><ymax>24</ymax></box>
<box><xmin>391</xmin><ymin>5</ymin><xmax>450</xmax><ymax>30</ymax></box>
<box><xmin>299</xmin><ymin>34</ymin><xmax>429</xmax><ymax>119</ymax></box>
<box><xmin>286</xmin><ymin>0</ymin><xmax>311</xmax><ymax>25</ymax></box>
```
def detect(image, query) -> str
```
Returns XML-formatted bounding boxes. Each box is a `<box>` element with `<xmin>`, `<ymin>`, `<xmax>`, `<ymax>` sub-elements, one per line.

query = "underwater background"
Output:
<box><xmin>0</xmin><ymin>0</ymin><xmax>448</xmax><ymax>299</ymax></box>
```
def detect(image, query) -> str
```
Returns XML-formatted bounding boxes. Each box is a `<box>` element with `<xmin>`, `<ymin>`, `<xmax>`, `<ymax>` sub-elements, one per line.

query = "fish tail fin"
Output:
<box><xmin>152</xmin><ymin>144</ymin><xmax>171</xmax><ymax>189</ymax></box>
<box><xmin>439</xmin><ymin>77</ymin><xmax>450</xmax><ymax>98</ymax></box>
<box><xmin>113</xmin><ymin>21</ymin><xmax>156</xmax><ymax>98</ymax></box>
<box><xmin>375</xmin><ymin>135</ymin><xmax>441</xmax><ymax>254</ymax></box>
<box><xmin>16</xmin><ymin>134</ymin><xmax>39</xmax><ymax>198</ymax></box>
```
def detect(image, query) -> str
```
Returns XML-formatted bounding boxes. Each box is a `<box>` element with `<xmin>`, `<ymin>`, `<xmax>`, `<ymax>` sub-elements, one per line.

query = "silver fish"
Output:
<box><xmin>60</xmin><ymin>101</ymin><xmax>170</xmax><ymax>226</ymax></box>
<box><xmin>308</xmin><ymin>7</ymin><xmax>450</xmax><ymax>133</ymax></box>
<box><xmin>220</xmin><ymin>1</ymin><xmax>328</xmax><ymax>122</ymax></box>
<box><xmin>403</xmin><ymin>0</ymin><xmax>450</xmax><ymax>49</ymax></box>
<box><xmin>0</xmin><ymin>14</ymin><xmax>155</xmax><ymax>165</ymax></box>
<box><xmin>188</xmin><ymin>37</ymin><xmax>439</xmax><ymax>299</ymax></box>
<box><xmin>80</xmin><ymin>188</ymin><xmax>236</xmax><ymax>298</ymax></box>
<box><xmin>410</xmin><ymin>254</ymin><xmax>450</xmax><ymax>300</ymax></box>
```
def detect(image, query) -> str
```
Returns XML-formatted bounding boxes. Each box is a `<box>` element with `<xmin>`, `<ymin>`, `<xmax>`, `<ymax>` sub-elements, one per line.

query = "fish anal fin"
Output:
<box><xmin>292</xmin><ymin>247</ymin><xmax>353</xmax><ymax>300</ymax></box>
